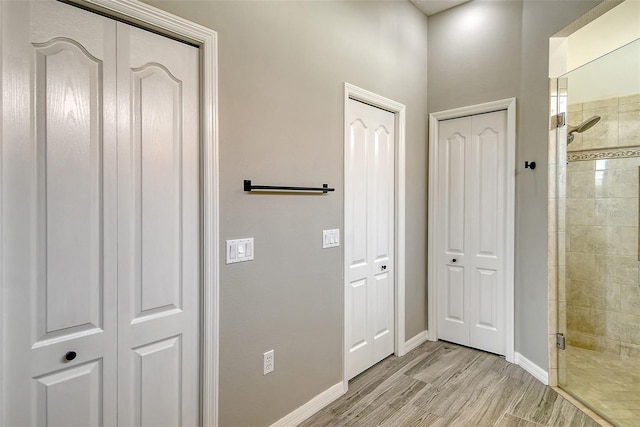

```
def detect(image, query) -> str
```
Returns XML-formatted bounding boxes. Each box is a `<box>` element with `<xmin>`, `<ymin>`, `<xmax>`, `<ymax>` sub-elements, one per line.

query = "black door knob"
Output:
<box><xmin>452</xmin><ymin>259</ymin><xmax>457</xmax><ymax>263</ymax></box>
<box><xmin>65</xmin><ymin>351</ymin><xmax>77</xmax><ymax>362</ymax></box>
<box><xmin>381</xmin><ymin>265</ymin><xmax>387</xmax><ymax>270</ymax></box>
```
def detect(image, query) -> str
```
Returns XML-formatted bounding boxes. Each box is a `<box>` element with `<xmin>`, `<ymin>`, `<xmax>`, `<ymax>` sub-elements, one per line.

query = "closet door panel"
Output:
<box><xmin>116</xmin><ymin>22</ymin><xmax>200</xmax><ymax>427</ymax></box>
<box><xmin>344</xmin><ymin>99</ymin><xmax>395</xmax><ymax>380</ymax></box>
<box><xmin>436</xmin><ymin>117</ymin><xmax>470</xmax><ymax>345</ymax></box>
<box><xmin>3</xmin><ymin>3</ymin><xmax>202</xmax><ymax>426</ymax></box>
<box><xmin>436</xmin><ymin>111</ymin><xmax>507</xmax><ymax>356</ymax></box>
<box><xmin>1</xmin><ymin>1</ymin><xmax>118</xmax><ymax>425</ymax></box>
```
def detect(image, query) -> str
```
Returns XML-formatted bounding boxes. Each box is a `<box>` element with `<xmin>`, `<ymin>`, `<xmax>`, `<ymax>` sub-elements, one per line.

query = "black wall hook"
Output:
<box><xmin>524</xmin><ymin>161</ymin><xmax>536</xmax><ymax>170</ymax></box>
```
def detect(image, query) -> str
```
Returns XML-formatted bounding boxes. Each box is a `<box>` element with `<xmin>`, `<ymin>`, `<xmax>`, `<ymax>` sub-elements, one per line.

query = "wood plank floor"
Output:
<box><xmin>301</xmin><ymin>341</ymin><xmax>601</xmax><ymax>427</ymax></box>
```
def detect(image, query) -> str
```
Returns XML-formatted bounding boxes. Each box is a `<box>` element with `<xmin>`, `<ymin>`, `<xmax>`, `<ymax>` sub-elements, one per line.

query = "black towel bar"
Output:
<box><xmin>244</xmin><ymin>180</ymin><xmax>335</xmax><ymax>194</ymax></box>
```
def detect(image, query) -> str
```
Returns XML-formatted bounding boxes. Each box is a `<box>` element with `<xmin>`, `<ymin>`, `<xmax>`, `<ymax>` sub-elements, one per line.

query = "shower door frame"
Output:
<box><xmin>548</xmin><ymin>76</ymin><xmax>567</xmax><ymax>389</ymax></box>
<box><xmin>548</xmin><ymin>0</ymin><xmax>640</xmax><ymax>396</ymax></box>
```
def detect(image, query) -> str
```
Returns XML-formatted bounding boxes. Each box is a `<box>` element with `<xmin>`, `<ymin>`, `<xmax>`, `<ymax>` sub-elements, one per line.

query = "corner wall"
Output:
<box><xmin>142</xmin><ymin>1</ymin><xmax>429</xmax><ymax>426</ymax></box>
<box><xmin>427</xmin><ymin>0</ymin><xmax>600</xmax><ymax>370</ymax></box>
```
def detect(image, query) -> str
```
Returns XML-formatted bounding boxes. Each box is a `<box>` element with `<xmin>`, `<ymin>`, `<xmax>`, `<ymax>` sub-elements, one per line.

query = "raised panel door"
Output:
<box><xmin>371</xmin><ymin>119</ymin><xmax>394</xmax><ymax>364</ymax></box>
<box><xmin>345</xmin><ymin>111</ymin><xmax>371</xmax><ymax>377</ymax></box>
<box><xmin>2</xmin><ymin>2</ymin><xmax>201</xmax><ymax>425</ymax></box>
<box><xmin>436</xmin><ymin>111</ymin><xmax>506</xmax><ymax>355</ymax></box>
<box><xmin>1</xmin><ymin>1</ymin><xmax>118</xmax><ymax>425</ymax></box>
<box><xmin>468</xmin><ymin>111</ymin><xmax>506</xmax><ymax>354</ymax></box>
<box><xmin>345</xmin><ymin>98</ymin><xmax>395</xmax><ymax>380</ymax></box>
<box><xmin>116</xmin><ymin>23</ymin><xmax>200</xmax><ymax>427</ymax></box>
<box><xmin>437</xmin><ymin>117</ymin><xmax>470</xmax><ymax>344</ymax></box>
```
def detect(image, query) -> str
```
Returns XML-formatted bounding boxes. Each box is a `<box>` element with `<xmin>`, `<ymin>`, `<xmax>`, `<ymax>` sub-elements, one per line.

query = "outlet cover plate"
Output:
<box><xmin>263</xmin><ymin>349</ymin><xmax>274</xmax><ymax>375</ymax></box>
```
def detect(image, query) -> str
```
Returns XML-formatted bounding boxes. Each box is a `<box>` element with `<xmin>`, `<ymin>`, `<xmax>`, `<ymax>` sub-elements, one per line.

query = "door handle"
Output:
<box><xmin>381</xmin><ymin>265</ymin><xmax>387</xmax><ymax>270</ymax></box>
<box><xmin>452</xmin><ymin>259</ymin><xmax>457</xmax><ymax>263</ymax></box>
<box><xmin>64</xmin><ymin>351</ymin><xmax>77</xmax><ymax>362</ymax></box>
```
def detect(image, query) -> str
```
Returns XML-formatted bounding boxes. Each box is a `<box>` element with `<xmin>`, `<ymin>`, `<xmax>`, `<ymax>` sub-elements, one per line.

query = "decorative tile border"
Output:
<box><xmin>568</xmin><ymin>147</ymin><xmax>640</xmax><ymax>162</ymax></box>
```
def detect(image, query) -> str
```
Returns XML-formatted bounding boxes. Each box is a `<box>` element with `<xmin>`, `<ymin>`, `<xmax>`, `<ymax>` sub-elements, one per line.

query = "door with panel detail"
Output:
<box><xmin>436</xmin><ymin>111</ymin><xmax>507</xmax><ymax>355</ymax></box>
<box><xmin>116</xmin><ymin>22</ymin><xmax>200</xmax><ymax>427</ymax></box>
<box><xmin>1</xmin><ymin>2</ymin><xmax>118</xmax><ymax>425</ymax></box>
<box><xmin>1</xmin><ymin>1</ymin><xmax>200</xmax><ymax>425</ymax></box>
<box><xmin>345</xmin><ymin>98</ymin><xmax>395</xmax><ymax>380</ymax></box>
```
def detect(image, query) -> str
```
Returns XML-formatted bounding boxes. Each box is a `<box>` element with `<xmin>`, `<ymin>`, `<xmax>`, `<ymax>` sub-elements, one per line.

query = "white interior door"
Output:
<box><xmin>1</xmin><ymin>2</ymin><xmax>118</xmax><ymax>425</ymax></box>
<box><xmin>1</xmin><ymin>1</ymin><xmax>200</xmax><ymax>425</ymax></box>
<box><xmin>436</xmin><ymin>110</ymin><xmax>507</xmax><ymax>355</ymax></box>
<box><xmin>116</xmin><ymin>22</ymin><xmax>200</xmax><ymax>427</ymax></box>
<box><xmin>345</xmin><ymin>98</ymin><xmax>395</xmax><ymax>380</ymax></box>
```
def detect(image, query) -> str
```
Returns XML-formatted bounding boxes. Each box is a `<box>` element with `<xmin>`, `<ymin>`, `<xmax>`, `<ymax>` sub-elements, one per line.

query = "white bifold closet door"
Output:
<box><xmin>116</xmin><ymin>20</ymin><xmax>200</xmax><ymax>427</ymax></box>
<box><xmin>345</xmin><ymin>98</ymin><xmax>395</xmax><ymax>380</ymax></box>
<box><xmin>436</xmin><ymin>111</ymin><xmax>507</xmax><ymax>356</ymax></box>
<box><xmin>1</xmin><ymin>1</ymin><xmax>200</xmax><ymax>425</ymax></box>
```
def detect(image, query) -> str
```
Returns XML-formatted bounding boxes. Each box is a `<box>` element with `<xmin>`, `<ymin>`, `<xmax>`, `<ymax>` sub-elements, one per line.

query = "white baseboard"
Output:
<box><xmin>514</xmin><ymin>352</ymin><xmax>549</xmax><ymax>385</ymax></box>
<box><xmin>402</xmin><ymin>330</ymin><xmax>429</xmax><ymax>355</ymax></box>
<box><xmin>269</xmin><ymin>381</ymin><xmax>346</xmax><ymax>427</ymax></box>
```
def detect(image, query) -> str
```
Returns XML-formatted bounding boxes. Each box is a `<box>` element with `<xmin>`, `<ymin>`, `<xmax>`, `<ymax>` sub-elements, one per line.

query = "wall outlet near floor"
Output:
<box><xmin>263</xmin><ymin>349</ymin><xmax>274</xmax><ymax>375</ymax></box>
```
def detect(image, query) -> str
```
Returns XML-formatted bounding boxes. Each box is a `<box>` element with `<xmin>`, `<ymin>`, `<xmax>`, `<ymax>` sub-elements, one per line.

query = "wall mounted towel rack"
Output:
<box><xmin>244</xmin><ymin>180</ymin><xmax>335</xmax><ymax>194</ymax></box>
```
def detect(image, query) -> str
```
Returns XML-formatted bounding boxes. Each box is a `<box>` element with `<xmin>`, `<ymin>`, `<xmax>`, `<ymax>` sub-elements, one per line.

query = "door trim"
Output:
<box><xmin>427</xmin><ymin>98</ymin><xmax>516</xmax><ymax>363</ymax></box>
<box><xmin>0</xmin><ymin>1</ymin><xmax>220</xmax><ymax>425</ymax></box>
<box><xmin>0</xmin><ymin>2</ymin><xmax>4</xmax><ymax>419</ymax></box>
<box><xmin>343</xmin><ymin>83</ymin><xmax>406</xmax><ymax>387</ymax></box>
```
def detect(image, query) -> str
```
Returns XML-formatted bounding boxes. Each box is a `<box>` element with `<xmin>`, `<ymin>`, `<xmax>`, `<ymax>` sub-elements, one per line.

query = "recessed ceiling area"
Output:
<box><xmin>410</xmin><ymin>0</ymin><xmax>470</xmax><ymax>16</ymax></box>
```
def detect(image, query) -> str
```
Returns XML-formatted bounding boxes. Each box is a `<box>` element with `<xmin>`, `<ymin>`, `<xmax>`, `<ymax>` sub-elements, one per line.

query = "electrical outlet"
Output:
<box><xmin>263</xmin><ymin>350</ymin><xmax>274</xmax><ymax>375</ymax></box>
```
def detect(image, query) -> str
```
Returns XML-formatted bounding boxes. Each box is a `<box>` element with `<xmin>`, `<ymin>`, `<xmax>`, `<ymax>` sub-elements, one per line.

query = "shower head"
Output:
<box><xmin>567</xmin><ymin>115</ymin><xmax>601</xmax><ymax>144</ymax></box>
<box><xmin>568</xmin><ymin>115</ymin><xmax>601</xmax><ymax>134</ymax></box>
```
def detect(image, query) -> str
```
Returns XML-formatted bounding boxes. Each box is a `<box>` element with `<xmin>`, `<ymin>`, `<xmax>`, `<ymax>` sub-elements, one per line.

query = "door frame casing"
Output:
<box><xmin>0</xmin><ymin>2</ymin><xmax>4</xmax><ymax>420</ymax></box>
<box><xmin>342</xmin><ymin>83</ymin><xmax>406</xmax><ymax>388</ymax></box>
<box><xmin>427</xmin><ymin>98</ymin><xmax>516</xmax><ymax>363</ymax></box>
<box><xmin>0</xmin><ymin>0</ymin><xmax>220</xmax><ymax>425</ymax></box>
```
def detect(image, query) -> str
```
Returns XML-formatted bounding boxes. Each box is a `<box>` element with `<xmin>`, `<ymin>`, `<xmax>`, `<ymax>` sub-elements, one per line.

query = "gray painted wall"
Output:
<box><xmin>134</xmin><ymin>0</ymin><xmax>608</xmax><ymax>424</ymax></box>
<box><xmin>143</xmin><ymin>1</ymin><xmax>428</xmax><ymax>425</ymax></box>
<box><xmin>428</xmin><ymin>0</ymin><xmax>600</xmax><ymax>368</ymax></box>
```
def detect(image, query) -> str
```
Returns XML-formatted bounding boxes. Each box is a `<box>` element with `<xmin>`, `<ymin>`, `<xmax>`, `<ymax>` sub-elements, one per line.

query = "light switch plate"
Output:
<box><xmin>226</xmin><ymin>238</ymin><xmax>254</xmax><ymax>264</ymax></box>
<box><xmin>322</xmin><ymin>229</ymin><xmax>340</xmax><ymax>249</ymax></box>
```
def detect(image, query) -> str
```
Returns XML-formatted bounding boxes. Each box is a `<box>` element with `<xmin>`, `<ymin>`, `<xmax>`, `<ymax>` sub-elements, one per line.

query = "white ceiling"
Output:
<box><xmin>410</xmin><ymin>0</ymin><xmax>470</xmax><ymax>16</ymax></box>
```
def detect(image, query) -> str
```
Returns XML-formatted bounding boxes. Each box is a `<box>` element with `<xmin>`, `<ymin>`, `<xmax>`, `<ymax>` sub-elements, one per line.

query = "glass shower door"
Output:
<box><xmin>557</xmin><ymin>38</ymin><xmax>640</xmax><ymax>427</ymax></box>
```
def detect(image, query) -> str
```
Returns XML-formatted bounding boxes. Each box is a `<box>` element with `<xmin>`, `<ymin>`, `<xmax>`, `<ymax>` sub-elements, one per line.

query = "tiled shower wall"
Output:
<box><xmin>565</xmin><ymin>94</ymin><xmax>640</xmax><ymax>358</ymax></box>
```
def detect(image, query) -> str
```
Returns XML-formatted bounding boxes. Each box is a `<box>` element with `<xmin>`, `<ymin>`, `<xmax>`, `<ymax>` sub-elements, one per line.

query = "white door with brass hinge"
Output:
<box><xmin>1</xmin><ymin>1</ymin><xmax>200</xmax><ymax>425</ymax></box>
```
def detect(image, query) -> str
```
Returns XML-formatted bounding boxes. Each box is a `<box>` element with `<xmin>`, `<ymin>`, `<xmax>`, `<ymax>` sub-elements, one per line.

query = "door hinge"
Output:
<box><xmin>550</xmin><ymin>112</ymin><xmax>566</xmax><ymax>129</ymax></box>
<box><xmin>556</xmin><ymin>333</ymin><xmax>566</xmax><ymax>350</ymax></box>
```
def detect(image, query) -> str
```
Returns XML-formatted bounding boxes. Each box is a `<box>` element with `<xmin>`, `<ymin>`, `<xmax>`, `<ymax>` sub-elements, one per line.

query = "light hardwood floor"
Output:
<box><xmin>301</xmin><ymin>341</ymin><xmax>601</xmax><ymax>426</ymax></box>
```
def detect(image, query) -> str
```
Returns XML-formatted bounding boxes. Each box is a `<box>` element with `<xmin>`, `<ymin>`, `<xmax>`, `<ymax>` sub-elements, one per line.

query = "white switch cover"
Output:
<box><xmin>226</xmin><ymin>238</ymin><xmax>254</xmax><ymax>264</ymax></box>
<box><xmin>322</xmin><ymin>229</ymin><xmax>340</xmax><ymax>249</ymax></box>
